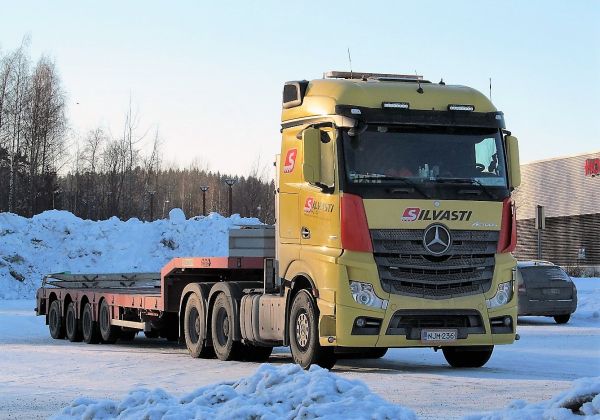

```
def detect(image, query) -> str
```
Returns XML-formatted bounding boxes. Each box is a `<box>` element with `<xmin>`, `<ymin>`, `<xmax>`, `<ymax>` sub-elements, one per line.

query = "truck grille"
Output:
<box><xmin>371</xmin><ymin>229</ymin><xmax>499</xmax><ymax>299</ymax></box>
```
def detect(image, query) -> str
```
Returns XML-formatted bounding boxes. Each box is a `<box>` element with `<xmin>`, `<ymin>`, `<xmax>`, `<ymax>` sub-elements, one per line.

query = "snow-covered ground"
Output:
<box><xmin>0</xmin><ymin>210</ymin><xmax>599</xmax><ymax>419</ymax></box>
<box><xmin>0</xmin><ymin>277</ymin><xmax>598</xmax><ymax>419</ymax></box>
<box><xmin>0</xmin><ymin>210</ymin><xmax>260</xmax><ymax>299</ymax></box>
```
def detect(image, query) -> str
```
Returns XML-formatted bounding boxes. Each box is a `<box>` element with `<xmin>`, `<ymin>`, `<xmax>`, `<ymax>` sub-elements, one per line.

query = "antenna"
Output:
<box><xmin>347</xmin><ymin>48</ymin><xmax>353</xmax><ymax>79</ymax></box>
<box><xmin>489</xmin><ymin>77</ymin><xmax>492</xmax><ymax>101</ymax></box>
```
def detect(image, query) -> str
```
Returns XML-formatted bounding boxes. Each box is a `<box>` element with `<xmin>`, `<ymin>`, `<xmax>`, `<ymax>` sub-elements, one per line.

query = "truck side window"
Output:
<box><xmin>320</xmin><ymin>131</ymin><xmax>335</xmax><ymax>189</ymax></box>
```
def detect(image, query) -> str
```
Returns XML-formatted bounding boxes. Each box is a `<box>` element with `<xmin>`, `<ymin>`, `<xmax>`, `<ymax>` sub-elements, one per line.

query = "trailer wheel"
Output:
<box><xmin>65</xmin><ymin>302</ymin><xmax>82</xmax><ymax>342</ymax></box>
<box><xmin>442</xmin><ymin>346</ymin><xmax>494</xmax><ymax>368</ymax></box>
<box><xmin>211</xmin><ymin>293</ymin><xmax>242</xmax><ymax>361</ymax></box>
<box><xmin>48</xmin><ymin>300</ymin><xmax>65</xmax><ymax>339</ymax></box>
<box><xmin>242</xmin><ymin>344</ymin><xmax>273</xmax><ymax>362</ymax></box>
<box><xmin>82</xmin><ymin>302</ymin><xmax>101</xmax><ymax>344</ymax></box>
<box><xmin>289</xmin><ymin>290</ymin><xmax>337</xmax><ymax>370</ymax></box>
<box><xmin>99</xmin><ymin>300</ymin><xmax>120</xmax><ymax>344</ymax></box>
<box><xmin>184</xmin><ymin>294</ymin><xmax>213</xmax><ymax>358</ymax></box>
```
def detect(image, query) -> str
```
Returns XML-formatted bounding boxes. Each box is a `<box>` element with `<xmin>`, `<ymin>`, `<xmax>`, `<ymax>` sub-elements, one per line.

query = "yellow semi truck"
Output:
<box><xmin>37</xmin><ymin>71</ymin><xmax>520</xmax><ymax>370</ymax></box>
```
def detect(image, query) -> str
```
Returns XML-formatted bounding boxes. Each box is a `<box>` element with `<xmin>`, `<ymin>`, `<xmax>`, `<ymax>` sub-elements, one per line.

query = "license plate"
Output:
<box><xmin>421</xmin><ymin>329</ymin><xmax>457</xmax><ymax>342</ymax></box>
<box><xmin>543</xmin><ymin>288</ymin><xmax>561</xmax><ymax>295</ymax></box>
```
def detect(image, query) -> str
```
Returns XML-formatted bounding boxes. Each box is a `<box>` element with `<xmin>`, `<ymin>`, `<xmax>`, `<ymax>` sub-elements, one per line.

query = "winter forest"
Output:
<box><xmin>0</xmin><ymin>38</ymin><xmax>275</xmax><ymax>223</ymax></box>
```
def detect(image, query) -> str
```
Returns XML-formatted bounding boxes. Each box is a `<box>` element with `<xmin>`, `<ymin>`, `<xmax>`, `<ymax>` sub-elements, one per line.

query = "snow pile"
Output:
<box><xmin>573</xmin><ymin>278</ymin><xmax>600</xmax><ymax>322</ymax></box>
<box><xmin>0</xmin><ymin>209</ymin><xmax>260</xmax><ymax>300</ymax></box>
<box><xmin>52</xmin><ymin>363</ymin><xmax>415</xmax><ymax>420</ymax></box>
<box><xmin>467</xmin><ymin>376</ymin><xmax>600</xmax><ymax>420</ymax></box>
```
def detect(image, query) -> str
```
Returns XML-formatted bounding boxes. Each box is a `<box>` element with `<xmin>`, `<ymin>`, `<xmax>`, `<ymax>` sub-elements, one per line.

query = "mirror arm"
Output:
<box><xmin>296</xmin><ymin>122</ymin><xmax>336</xmax><ymax>139</ymax></box>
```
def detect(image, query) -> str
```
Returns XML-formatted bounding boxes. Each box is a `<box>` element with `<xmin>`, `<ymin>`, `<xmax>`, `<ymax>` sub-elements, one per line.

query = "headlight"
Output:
<box><xmin>486</xmin><ymin>281</ymin><xmax>514</xmax><ymax>309</ymax></box>
<box><xmin>349</xmin><ymin>281</ymin><xmax>388</xmax><ymax>309</ymax></box>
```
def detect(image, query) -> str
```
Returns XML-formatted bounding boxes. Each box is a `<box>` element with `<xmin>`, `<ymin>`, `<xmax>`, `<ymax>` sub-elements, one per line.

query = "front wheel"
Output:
<box><xmin>554</xmin><ymin>314</ymin><xmax>571</xmax><ymax>324</ymax></box>
<box><xmin>289</xmin><ymin>290</ymin><xmax>336</xmax><ymax>370</ymax></box>
<box><xmin>442</xmin><ymin>345</ymin><xmax>493</xmax><ymax>368</ymax></box>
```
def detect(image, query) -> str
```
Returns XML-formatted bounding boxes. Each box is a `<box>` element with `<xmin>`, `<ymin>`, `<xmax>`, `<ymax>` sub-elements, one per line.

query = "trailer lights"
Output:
<box><xmin>382</xmin><ymin>102</ymin><xmax>410</xmax><ymax>109</ymax></box>
<box><xmin>349</xmin><ymin>281</ymin><xmax>388</xmax><ymax>309</ymax></box>
<box><xmin>486</xmin><ymin>281</ymin><xmax>514</xmax><ymax>309</ymax></box>
<box><xmin>448</xmin><ymin>104</ymin><xmax>475</xmax><ymax>111</ymax></box>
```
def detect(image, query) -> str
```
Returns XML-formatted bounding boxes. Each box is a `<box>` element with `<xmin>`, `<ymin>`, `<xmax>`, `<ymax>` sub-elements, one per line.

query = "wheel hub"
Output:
<box><xmin>296</xmin><ymin>312</ymin><xmax>309</xmax><ymax>348</ymax></box>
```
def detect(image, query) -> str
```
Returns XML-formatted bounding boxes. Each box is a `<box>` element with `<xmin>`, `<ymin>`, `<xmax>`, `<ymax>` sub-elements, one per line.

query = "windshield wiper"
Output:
<box><xmin>434</xmin><ymin>178</ymin><xmax>497</xmax><ymax>199</ymax></box>
<box><xmin>349</xmin><ymin>174</ymin><xmax>430</xmax><ymax>198</ymax></box>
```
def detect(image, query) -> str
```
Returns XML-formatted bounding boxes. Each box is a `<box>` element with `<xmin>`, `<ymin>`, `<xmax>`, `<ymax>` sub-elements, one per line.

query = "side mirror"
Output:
<box><xmin>505</xmin><ymin>135</ymin><xmax>521</xmax><ymax>189</ymax></box>
<box><xmin>302</xmin><ymin>128</ymin><xmax>322</xmax><ymax>184</ymax></box>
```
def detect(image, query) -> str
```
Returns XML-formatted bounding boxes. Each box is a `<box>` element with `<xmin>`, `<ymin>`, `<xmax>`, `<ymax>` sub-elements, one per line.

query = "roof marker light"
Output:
<box><xmin>350</xmin><ymin>108</ymin><xmax>362</xmax><ymax>115</ymax></box>
<box><xmin>448</xmin><ymin>104</ymin><xmax>475</xmax><ymax>111</ymax></box>
<box><xmin>382</xmin><ymin>102</ymin><xmax>410</xmax><ymax>109</ymax></box>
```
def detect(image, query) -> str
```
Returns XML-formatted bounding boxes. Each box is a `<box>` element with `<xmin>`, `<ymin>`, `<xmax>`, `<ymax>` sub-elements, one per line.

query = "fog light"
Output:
<box><xmin>356</xmin><ymin>318</ymin><xmax>366</xmax><ymax>328</ymax></box>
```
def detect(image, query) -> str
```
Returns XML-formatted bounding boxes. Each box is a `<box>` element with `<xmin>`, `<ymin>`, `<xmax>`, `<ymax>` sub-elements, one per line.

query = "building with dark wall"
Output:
<box><xmin>512</xmin><ymin>151</ymin><xmax>600</xmax><ymax>272</ymax></box>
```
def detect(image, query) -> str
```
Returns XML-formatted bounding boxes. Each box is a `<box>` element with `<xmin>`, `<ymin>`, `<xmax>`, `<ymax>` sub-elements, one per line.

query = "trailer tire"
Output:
<box><xmin>242</xmin><ymin>344</ymin><xmax>273</xmax><ymax>362</ymax></box>
<box><xmin>82</xmin><ymin>302</ymin><xmax>101</xmax><ymax>344</ymax></box>
<box><xmin>99</xmin><ymin>300</ymin><xmax>120</xmax><ymax>344</ymax></box>
<box><xmin>289</xmin><ymin>290</ymin><xmax>337</xmax><ymax>370</ymax></box>
<box><xmin>48</xmin><ymin>300</ymin><xmax>65</xmax><ymax>339</ymax></box>
<box><xmin>211</xmin><ymin>293</ymin><xmax>243</xmax><ymax>361</ymax></box>
<box><xmin>442</xmin><ymin>346</ymin><xmax>494</xmax><ymax>368</ymax></box>
<box><xmin>65</xmin><ymin>302</ymin><xmax>83</xmax><ymax>342</ymax></box>
<box><xmin>184</xmin><ymin>294</ymin><xmax>213</xmax><ymax>358</ymax></box>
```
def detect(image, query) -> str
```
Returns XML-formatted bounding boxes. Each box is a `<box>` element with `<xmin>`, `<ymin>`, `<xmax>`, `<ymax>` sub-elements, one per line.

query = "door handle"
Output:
<box><xmin>301</xmin><ymin>227</ymin><xmax>311</xmax><ymax>239</ymax></box>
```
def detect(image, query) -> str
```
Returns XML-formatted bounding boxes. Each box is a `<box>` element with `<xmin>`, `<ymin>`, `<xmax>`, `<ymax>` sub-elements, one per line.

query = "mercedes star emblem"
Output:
<box><xmin>423</xmin><ymin>224</ymin><xmax>451</xmax><ymax>255</ymax></box>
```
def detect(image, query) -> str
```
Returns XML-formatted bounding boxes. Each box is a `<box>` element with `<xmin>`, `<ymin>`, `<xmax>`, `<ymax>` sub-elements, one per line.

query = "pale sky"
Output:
<box><xmin>1</xmin><ymin>0</ymin><xmax>598</xmax><ymax>176</ymax></box>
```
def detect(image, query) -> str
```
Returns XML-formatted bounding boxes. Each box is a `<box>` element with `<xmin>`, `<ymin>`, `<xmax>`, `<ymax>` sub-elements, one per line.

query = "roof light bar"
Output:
<box><xmin>382</xmin><ymin>102</ymin><xmax>410</xmax><ymax>109</ymax></box>
<box><xmin>448</xmin><ymin>104</ymin><xmax>475</xmax><ymax>111</ymax></box>
<box><xmin>324</xmin><ymin>71</ymin><xmax>424</xmax><ymax>81</ymax></box>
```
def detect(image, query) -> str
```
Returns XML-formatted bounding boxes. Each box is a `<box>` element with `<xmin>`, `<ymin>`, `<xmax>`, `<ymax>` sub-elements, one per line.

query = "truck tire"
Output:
<box><xmin>65</xmin><ymin>302</ymin><xmax>83</xmax><ymax>342</ymax></box>
<box><xmin>184</xmin><ymin>294</ymin><xmax>213</xmax><ymax>358</ymax></box>
<box><xmin>99</xmin><ymin>299</ymin><xmax>120</xmax><ymax>344</ymax></box>
<box><xmin>211</xmin><ymin>293</ymin><xmax>243</xmax><ymax>361</ymax></box>
<box><xmin>554</xmin><ymin>314</ymin><xmax>570</xmax><ymax>324</ymax></box>
<box><xmin>289</xmin><ymin>290</ymin><xmax>337</xmax><ymax>370</ymax></box>
<box><xmin>48</xmin><ymin>300</ymin><xmax>65</xmax><ymax>339</ymax></box>
<box><xmin>82</xmin><ymin>302</ymin><xmax>101</xmax><ymax>344</ymax></box>
<box><xmin>442</xmin><ymin>346</ymin><xmax>493</xmax><ymax>368</ymax></box>
<box><xmin>242</xmin><ymin>344</ymin><xmax>273</xmax><ymax>362</ymax></box>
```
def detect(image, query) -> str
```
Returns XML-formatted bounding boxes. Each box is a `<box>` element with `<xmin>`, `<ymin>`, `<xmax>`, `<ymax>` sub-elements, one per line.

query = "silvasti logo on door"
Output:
<box><xmin>304</xmin><ymin>197</ymin><xmax>334</xmax><ymax>214</ymax></box>
<box><xmin>402</xmin><ymin>207</ymin><xmax>473</xmax><ymax>222</ymax></box>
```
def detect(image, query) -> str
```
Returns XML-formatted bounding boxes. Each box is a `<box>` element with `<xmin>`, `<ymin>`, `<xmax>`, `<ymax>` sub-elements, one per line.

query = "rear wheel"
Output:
<box><xmin>65</xmin><ymin>302</ymin><xmax>82</xmax><ymax>342</ymax></box>
<box><xmin>48</xmin><ymin>300</ymin><xmax>65</xmax><ymax>339</ymax></box>
<box><xmin>289</xmin><ymin>290</ymin><xmax>336</xmax><ymax>369</ymax></box>
<box><xmin>554</xmin><ymin>314</ymin><xmax>571</xmax><ymax>324</ymax></box>
<box><xmin>99</xmin><ymin>300</ymin><xmax>120</xmax><ymax>343</ymax></box>
<box><xmin>442</xmin><ymin>346</ymin><xmax>493</xmax><ymax>368</ymax></box>
<box><xmin>82</xmin><ymin>302</ymin><xmax>101</xmax><ymax>344</ymax></box>
<box><xmin>184</xmin><ymin>294</ymin><xmax>213</xmax><ymax>358</ymax></box>
<box><xmin>211</xmin><ymin>293</ymin><xmax>242</xmax><ymax>361</ymax></box>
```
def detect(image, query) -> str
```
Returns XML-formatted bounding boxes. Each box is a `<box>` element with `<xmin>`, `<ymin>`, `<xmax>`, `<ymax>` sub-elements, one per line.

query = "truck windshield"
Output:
<box><xmin>342</xmin><ymin>126</ymin><xmax>509</xmax><ymax>198</ymax></box>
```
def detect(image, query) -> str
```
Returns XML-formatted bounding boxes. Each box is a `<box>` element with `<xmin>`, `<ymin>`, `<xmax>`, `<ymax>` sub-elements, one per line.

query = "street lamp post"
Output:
<box><xmin>224</xmin><ymin>178</ymin><xmax>237</xmax><ymax>216</ymax></box>
<box><xmin>200</xmin><ymin>186</ymin><xmax>209</xmax><ymax>216</ymax></box>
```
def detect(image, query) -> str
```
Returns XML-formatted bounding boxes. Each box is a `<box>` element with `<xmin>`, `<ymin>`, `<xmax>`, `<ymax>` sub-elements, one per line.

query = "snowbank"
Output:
<box><xmin>0</xmin><ymin>209</ymin><xmax>260</xmax><ymax>299</ymax></box>
<box><xmin>573</xmin><ymin>278</ymin><xmax>600</xmax><ymax>323</ymax></box>
<box><xmin>466</xmin><ymin>376</ymin><xmax>600</xmax><ymax>419</ymax></box>
<box><xmin>52</xmin><ymin>363</ymin><xmax>415</xmax><ymax>420</ymax></box>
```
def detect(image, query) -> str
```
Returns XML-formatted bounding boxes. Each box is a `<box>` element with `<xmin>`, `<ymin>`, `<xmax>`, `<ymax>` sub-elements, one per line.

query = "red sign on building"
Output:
<box><xmin>585</xmin><ymin>158</ymin><xmax>600</xmax><ymax>177</ymax></box>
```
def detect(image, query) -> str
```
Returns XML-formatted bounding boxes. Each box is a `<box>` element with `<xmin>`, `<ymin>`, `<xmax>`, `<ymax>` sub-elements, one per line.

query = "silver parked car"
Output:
<box><xmin>517</xmin><ymin>261</ymin><xmax>578</xmax><ymax>324</ymax></box>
